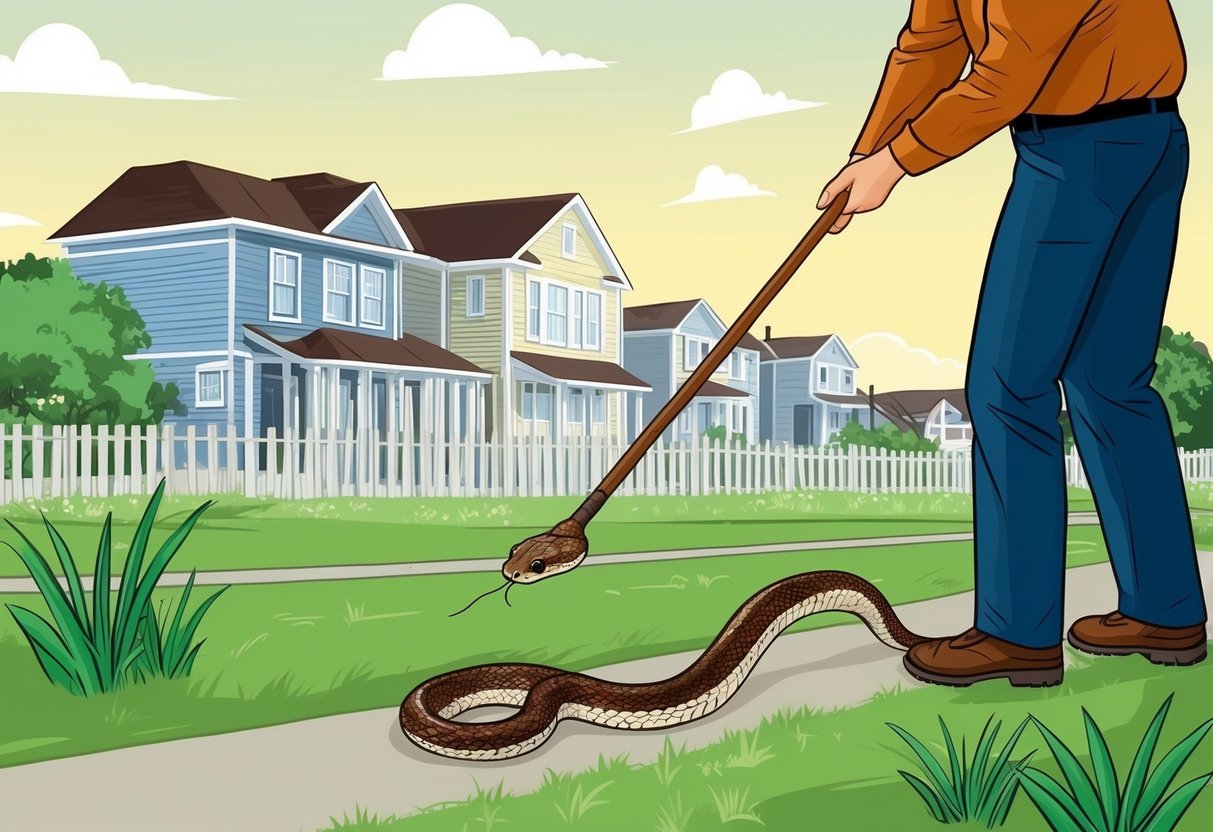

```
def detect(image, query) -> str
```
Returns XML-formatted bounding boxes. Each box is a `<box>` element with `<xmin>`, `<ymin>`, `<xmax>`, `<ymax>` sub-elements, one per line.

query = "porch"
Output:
<box><xmin>510</xmin><ymin>351</ymin><xmax>651</xmax><ymax>442</ymax></box>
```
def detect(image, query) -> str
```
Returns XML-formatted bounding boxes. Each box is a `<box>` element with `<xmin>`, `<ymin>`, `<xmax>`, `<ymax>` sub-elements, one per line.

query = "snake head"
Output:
<box><xmin>502</xmin><ymin>518</ymin><xmax>589</xmax><ymax>584</ymax></box>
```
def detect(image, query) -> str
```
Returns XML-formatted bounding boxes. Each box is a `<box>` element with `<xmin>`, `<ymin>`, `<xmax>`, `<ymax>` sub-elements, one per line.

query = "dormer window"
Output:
<box><xmin>819</xmin><ymin>366</ymin><xmax>828</xmax><ymax>388</ymax></box>
<box><xmin>843</xmin><ymin>370</ymin><xmax>853</xmax><ymax>390</ymax></box>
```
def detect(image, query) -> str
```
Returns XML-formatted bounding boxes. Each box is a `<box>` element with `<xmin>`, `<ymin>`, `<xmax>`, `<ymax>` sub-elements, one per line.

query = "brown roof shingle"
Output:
<box><xmin>511</xmin><ymin>351</ymin><xmax>651</xmax><ymax>390</ymax></box>
<box><xmin>623</xmin><ymin>299</ymin><xmax>703</xmax><ymax>331</ymax></box>
<box><xmin>761</xmin><ymin>335</ymin><xmax>834</xmax><ymax>360</ymax></box>
<box><xmin>245</xmin><ymin>325</ymin><xmax>488</xmax><ymax>376</ymax></box>
<box><xmin>273</xmin><ymin>173</ymin><xmax>374</xmax><ymax>229</ymax></box>
<box><xmin>394</xmin><ymin>194</ymin><xmax>577</xmax><ymax>262</ymax></box>
<box><xmin>689</xmin><ymin>380</ymin><xmax>750</xmax><ymax>399</ymax></box>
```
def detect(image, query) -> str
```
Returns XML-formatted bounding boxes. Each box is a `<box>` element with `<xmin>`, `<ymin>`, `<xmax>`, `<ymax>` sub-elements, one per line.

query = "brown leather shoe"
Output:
<box><xmin>903</xmin><ymin>628</ymin><xmax>1063</xmax><ymax>687</ymax></box>
<box><xmin>1067</xmin><ymin>612</ymin><xmax>1207</xmax><ymax>666</ymax></box>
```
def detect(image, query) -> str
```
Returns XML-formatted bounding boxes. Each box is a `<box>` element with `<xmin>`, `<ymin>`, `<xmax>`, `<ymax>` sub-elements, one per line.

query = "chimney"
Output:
<box><xmin>764</xmin><ymin>325</ymin><xmax>772</xmax><ymax>341</ymax></box>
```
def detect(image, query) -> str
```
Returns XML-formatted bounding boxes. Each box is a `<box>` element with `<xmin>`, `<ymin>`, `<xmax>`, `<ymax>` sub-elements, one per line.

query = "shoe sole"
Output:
<box><xmin>902</xmin><ymin>655</ymin><xmax>1063</xmax><ymax>688</ymax></box>
<box><xmin>1066</xmin><ymin>632</ymin><xmax>1207</xmax><ymax>666</ymax></box>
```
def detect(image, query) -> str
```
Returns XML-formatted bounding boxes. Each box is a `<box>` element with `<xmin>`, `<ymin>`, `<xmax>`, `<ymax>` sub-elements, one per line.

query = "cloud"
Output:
<box><xmin>380</xmin><ymin>4</ymin><xmax>610</xmax><ymax>80</ymax></box>
<box><xmin>664</xmin><ymin>165</ymin><xmax>775</xmax><ymax>207</ymax></box>
<box><xmin>849</xmin><ymin>332</ymin><xmax>965</xmax><ymax>390</ymax></box>
<box><xmin>675</xmin><ymin>70</ymin><xmax>825</xmax><ymax>134</ymax></box>
<box><xmin>0</xmin><ymin>212</ymin><xmax>40</xmax><ymax>228</ymax></box>
<box><xmin>0</xmin><ymin>23</ymin><xmax>231</xmax><ymax>100</ymax></box>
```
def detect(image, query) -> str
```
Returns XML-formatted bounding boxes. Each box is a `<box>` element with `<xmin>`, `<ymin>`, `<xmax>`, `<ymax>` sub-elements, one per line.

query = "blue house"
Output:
<box><xmin>621</xmin><ymin>299</ymin><xmax>763</xmax><ymax>443</ymax></box>
<box><xmin>48</xmin><ymin>161</ymin><xmax>491</xmax><ymax>443</ymax></box>
<box><xmin>758</xmin><ymin>328</ymin><xmax>867</xmax><ymax>445</ymax></box>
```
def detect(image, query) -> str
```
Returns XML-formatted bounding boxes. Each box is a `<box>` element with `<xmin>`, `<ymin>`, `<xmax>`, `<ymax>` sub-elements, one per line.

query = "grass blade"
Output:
<box><xmin>1018</xmin><ymin>768</ymin><xmax>1092</xmax><ymax>832</ymax></box>
<box><xmin>1030</xmin><ymin>716</ymin><xmax>1104</xmax><ymax>832</ymax></box>
<box><xmin>1081</xmin><ymin>708</ymin><xmax>1120</xmax><ymax>832</ymax></box>
<box><xmin>92</xmin><ymin>513</ymin><xmax>114</xmax><ymax>684</ymax></box>
<box><xmin>898</xmin><ymin>771</ymin><xmax>948</xmax><ymax>822</ymax></box>
<box><xmin>1139</xmin><ymin>773</ymin><xmax>1212</xmax><ymax>832</ymax></box>
<box><xmin>1131</xmin><ymin>717</ymin><xmax>1213</xmax><ymax>831</ymax></box>
<box><xmin>939</xmin><ymin>715</ymin><xmax>965</xmax><ymax>812</ymax></box>
<box><xmin>1119</xmin><ymin>696</ymin><xmax>1174</xmax><ymax>831</ymax></box>
<box><xmin>168</xmin><ymin>587</ymin><xmax>226</xmax><ymax>677</ymax></box>
<box><xmin>40</xmin><ymin>513</ymin><xmax>90</xmax><ymax>634</ymax></box>
<box><xmin>112</xmin><ymin>479</ymin><xmax>167</xmax><ymax>661</ymax></box>
<box><xmin>888</xmin><ymin>722</ymin><xmax>963</xmax><ymax>821</ymax></box>
<box><xmin>7</xmin><ymin>604</ymin><xmax>86</xmax><ymax>695</ymax></box>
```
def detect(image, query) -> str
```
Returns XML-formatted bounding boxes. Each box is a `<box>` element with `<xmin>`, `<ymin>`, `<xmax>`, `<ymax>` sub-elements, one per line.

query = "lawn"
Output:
<box><xmin>0</xmin><ymin>486</ymin><xmax>1126</xmax><ymax>577</ymax></box>
<box><xmin>319</xmin><ymin>653</ymin><xmax>1213</xmax><ymax>832</ymax></box>
<box><xmin>0</xmin><ymin>524</ymin><xmax>1114</xmax><ymax>768</ymax></box>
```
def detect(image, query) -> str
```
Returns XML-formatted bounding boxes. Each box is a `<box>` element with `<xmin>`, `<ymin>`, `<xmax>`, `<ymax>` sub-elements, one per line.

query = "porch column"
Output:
<box><xmin>633</xmin><ymin>395</ymin><xmax>643</xmax><ymax>443</ymax></box>
<box><xmin>328</xmin><ymin>367</ymin><xmax>340</xmax><ymax>436</ymax></box>
<box><xmin>555</xmin><ymin>384</ymin><xmax>566</xmax><ymax>440</ymax></box>
<box><xmin>243</xmin><ymin>358</ymin><xmax>254</xmax><ymax>440</ymax></box>
<box><xmin>387</xmin><ymin>372</ymin><xmax>398</xmax><ymax>436</ymax></box>
<box><xmin>309</xmin><ymin>366</ymin><xmax>321</xmax><ymax>440</ymax></box>
<box><xmin>616</xmin><ymin>391</ymin><xmax>626</xmax><ymax>444</ymax></box>
<box><xmin>280</xmin><ymin>360</ymin><xmax>291</xmax><ymax>436</ymax></box>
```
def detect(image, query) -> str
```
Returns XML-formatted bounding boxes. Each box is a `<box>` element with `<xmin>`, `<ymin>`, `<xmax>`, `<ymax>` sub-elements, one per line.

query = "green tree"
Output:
<box><xmin>1152</xmin><ymin>326</ymin><xmax>1213</xmax><ymax>449</ymax></box>
<box><xmin>702</xmin><ymin>424</ymin><xmax>747</xmax><ymax>445</ymax></box>
<box><xmin>0</xmin><ymin>254</ymin><xmax>183</xmax><ymax>426</ymax></box>
<box><xmin>833</xmin><ymin>420</ymin><xmax>940</xmax><ymax>453</ymax></box>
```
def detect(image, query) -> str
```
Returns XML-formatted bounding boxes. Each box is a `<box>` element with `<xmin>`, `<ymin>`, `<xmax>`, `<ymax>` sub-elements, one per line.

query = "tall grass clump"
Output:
<box><xmin>1018</xmin><ymin>695</ymin><xmax>1212</xmax><ymax>832</ymax></box>
<box><xmin>3</xmin><ymin>480</ymin><xmax>226</xmax><ymax>695</ymax></box>
<box><xmin>888</xmin><ymin>714</ymin><xmax>1034</xmax><ymax>827</ymax></box>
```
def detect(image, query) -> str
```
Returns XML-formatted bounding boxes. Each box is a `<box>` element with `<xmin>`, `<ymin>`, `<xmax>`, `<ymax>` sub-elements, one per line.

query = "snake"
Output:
<box><xmin>399</xmin><ymin>520</ymin><xmax>927</xmax><ymax>761</ymax></box>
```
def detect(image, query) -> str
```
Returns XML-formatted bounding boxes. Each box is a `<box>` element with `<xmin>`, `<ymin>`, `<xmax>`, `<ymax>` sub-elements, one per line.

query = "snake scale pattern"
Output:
<box><xmin>400</xmin><ymin>570</ymin><xmax>926</xmax><ymax>760</ymax></box>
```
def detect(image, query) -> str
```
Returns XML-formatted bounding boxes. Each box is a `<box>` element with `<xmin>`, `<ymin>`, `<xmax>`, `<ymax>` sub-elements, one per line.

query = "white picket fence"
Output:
<box><xmin>0</xmin><ymin>423</ymin><xmax>1211</xmax><ymax>504</ymax></box>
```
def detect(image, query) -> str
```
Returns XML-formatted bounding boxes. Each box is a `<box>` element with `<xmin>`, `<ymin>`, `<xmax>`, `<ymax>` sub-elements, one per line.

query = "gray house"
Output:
<box><xmin>758</xmin><ymin>328</ymin><xmax>867</xmax><ymax>445</ymax></box>
<box><xmin>622</xmin><ymin>299</ymin><xmax>763</xmax><ymax>443</ymax></box>
<box><xmin>874</xmin><ymin>388</ymin><xmax>973</xmax><ymax>449</ymax></box>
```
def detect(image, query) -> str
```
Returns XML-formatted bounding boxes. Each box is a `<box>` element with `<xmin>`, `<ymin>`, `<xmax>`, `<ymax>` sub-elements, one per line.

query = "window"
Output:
<box><xmin>586</xmin><ymin>293</ymin><xmax>602</xmax><ymax>350</ymax></box>
<box><xmin>466</xmin><ymin>275</ymin><xmax>485</xmax><ymax>318</ymax></box>
<box><xmin>269</xmin><ymin>250</ymin><xmax>301</xmax><ymax>321</ymax></box>
<box><xmin>843</xmin><ymin>370</ymin><xmax>853</xmax><ymax>390</ymax></box>
<box><xmin>830</xmin><ymin>411</ymin><xmax>841</xmax><ymax>429</ymax></box>
<box><xmin>683</xmin><ymin>337</ymin><xmax>699</xmax><ymax>370</ymax></box>
<box><xmin>729</xmin><ymin>352</ymin><xmax>746</xmax><ymax>380</ymax></box>
<box><xmin>592</xmin><ymin>389</ymin><xmax>606</xmax><ymax>424</ymax></box>
<box><xmin>819</xmin><ymin>365</ymin><xmax>828</xmax><ymax>388</ymax></box>
<box><xmin>678</xmin><ymin>409</ymin><xmax>691</xmax><ymax>432</ymax></box>
<box><xmin>546</xmin><ymin>284</ymin><xmax>568</xmax><ymax>346</ymax></box>
<box><xmin>571</xmin><ymin>289</ymin><xmax>584</xmax><ymax>349</ymax></box>
<box><xmin>324</xmin><ymin>259</ymin><xmax>355</xmax><ymax>324</ymax></box>
<box><xmin>562</xmin><ymin>223</ymin><xmax>577</xmax><ymax>259</ymax></box>
<box><xmin>360</xmin><ymin>266</ymin><xmax>386</xmax><ymax>328</ymax></box>
<box><xmin>569</xmin><ymin>387</ymin><xmax>586</xmax><ymax>426</ymax></box>
<box><xmin>195</xmin><ymin>362</ymin><xmax>227</xmax><ymax>408</ymax></box>
<box><xmin>526</xmin><ymin>281</ymin><xmax>541</xmax><ymax>340</ymax></box>
<box><xmin>519</xmin><ymin>382</ymin><xmax>554</xmax><ymax>425</ymax></box>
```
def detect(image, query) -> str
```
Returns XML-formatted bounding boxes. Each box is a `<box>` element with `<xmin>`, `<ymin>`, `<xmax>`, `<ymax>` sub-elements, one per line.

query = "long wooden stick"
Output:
<box><xmin>570</xmin><ymin>191</ymin><xmax>849</xmax><ymax>526</ymax></box>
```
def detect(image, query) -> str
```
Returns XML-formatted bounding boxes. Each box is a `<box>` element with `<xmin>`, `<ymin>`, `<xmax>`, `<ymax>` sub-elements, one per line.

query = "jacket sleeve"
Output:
<box><xmin>889</xmin><ymin>0</ymin><xmax>1098</xmax><ymax>175</ymax></box>
<box><xmin>851</xmin><ymin>0</ymin><xmax>971</xmax><ymax>158</ymax></box>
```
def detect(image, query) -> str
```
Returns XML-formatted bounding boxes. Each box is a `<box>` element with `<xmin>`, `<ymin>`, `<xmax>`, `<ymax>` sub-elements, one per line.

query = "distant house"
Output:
<box><xmin>622</xmin><ymin>299</ymin><xmax>762</xmax><ymax>443</ymax></box>
<box><xmin>47</xmin><ymin>161</ymin><xmax>648</xmax><ymax>446</ymax></box>
<box><xmin>758</xmin><ymin>328</ymin><xmax>866</xmax><ymax>446</ymax></box>
<box><xmin>873</xmin><ymin>389</ymin><xmax>972</xmax><ymax>449</ymax></box>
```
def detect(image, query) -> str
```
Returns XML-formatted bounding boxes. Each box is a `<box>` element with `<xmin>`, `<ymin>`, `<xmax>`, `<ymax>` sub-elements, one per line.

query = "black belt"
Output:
<box><xmin>1011</xmin><ymin>95</ymin><xmax>1178</xmax><ymax>133</ymax></box>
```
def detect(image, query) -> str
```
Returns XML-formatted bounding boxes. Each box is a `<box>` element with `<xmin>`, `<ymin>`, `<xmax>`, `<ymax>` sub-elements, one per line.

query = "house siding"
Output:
<box><xmin>232</xmin><ymin>230</ymin><xmax>398</xmax><ymax>340</ymax></box>
<box><xmin>448</xmin><ymin>268</ymin><xmax>505</xmax><ymax>373</ymax></box>
<box><xmin>143</xmin><ymin>354</ymin><xmax>251</xmax><ymax>431</ymax></box>
<box><xmin>328</xmin><ymin>202</ymin><xmax>392</xmax><ymax>247</ymax></box>
<box><xmin>401</xmin><ymin>263</ymin><xmax>443</xmax><ymax>345</ymax></box>
<box><xmin>621</xmin><ymin>332</ymin><xmax>672</xmax><ymax>440</ymax></box>
<box><xmin>67</xmin><ymin>234</ymin><xmax>231</xmax><ymax>354</ymax></box>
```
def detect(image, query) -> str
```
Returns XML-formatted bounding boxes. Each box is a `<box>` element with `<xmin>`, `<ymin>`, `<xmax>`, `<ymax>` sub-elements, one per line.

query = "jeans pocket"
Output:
<box><xmin>1093</xmin><ymin>139</ymin><xmax>1148</xmax><ymax>210</ymax></box>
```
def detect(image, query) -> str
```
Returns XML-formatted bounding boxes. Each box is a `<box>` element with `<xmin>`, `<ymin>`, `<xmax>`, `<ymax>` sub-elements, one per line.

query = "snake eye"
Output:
<box><xmin>530</xmin><ymin>559</ymin><xmax>546</xmax><ymax>574</ymax></box>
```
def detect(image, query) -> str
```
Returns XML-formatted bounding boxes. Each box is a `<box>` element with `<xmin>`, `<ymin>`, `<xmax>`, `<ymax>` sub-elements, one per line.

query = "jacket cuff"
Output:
<box><xmin>888</xmin><ymin>124</ymin><xmax>951</xmax><ymax>176</ymax></box>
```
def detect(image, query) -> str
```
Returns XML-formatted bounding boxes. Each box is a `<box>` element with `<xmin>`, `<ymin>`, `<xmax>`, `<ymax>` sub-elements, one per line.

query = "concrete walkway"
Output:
<box><xmin>1</xmin><ymin>550</ymin><xmax>1208</xmax><ymax>832</ymax></box>
<box><xmin>0</xmin><ymin>513</ymin><xmax>1104</xmax><ymax>592</ymax></box>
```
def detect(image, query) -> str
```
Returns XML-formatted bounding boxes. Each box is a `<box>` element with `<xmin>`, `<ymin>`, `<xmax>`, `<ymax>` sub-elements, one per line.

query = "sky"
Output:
<box><xmin>1</xmin><ymin>0</ymin><xmax>1209</xmax><ymax>391</ymax></box>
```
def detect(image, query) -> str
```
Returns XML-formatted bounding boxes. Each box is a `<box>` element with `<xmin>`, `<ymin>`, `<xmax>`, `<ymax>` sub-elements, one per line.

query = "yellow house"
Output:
<box><xmin>394</xmin><ymin>193</ymin><xmax>650</xmax><ymax>445</ymax></box>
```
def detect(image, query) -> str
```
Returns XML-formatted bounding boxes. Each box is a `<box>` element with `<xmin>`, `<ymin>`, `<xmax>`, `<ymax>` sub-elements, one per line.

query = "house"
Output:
<box><xmin>873</xmin><ymin>389</ymin><xmax>973</xmax><ymax>449</ymax></box>
<box><xmin>622</xmin><ymin>299</ymin><xmax>762</xmax><ymax>443</ymax></box>
<box><xmin>47</xmin><ymin>161</ymin><xmax>649</xmax><ymax>447</ymax></box>
<box><xmin>394</xmin><ymin>193</ymin><xmax>650</xmax><ymax>445</ymax></box>
<box><xmin>758</xmin><ymin>327</ymin><xmax>867</xmax><ymax>445</ymax></box>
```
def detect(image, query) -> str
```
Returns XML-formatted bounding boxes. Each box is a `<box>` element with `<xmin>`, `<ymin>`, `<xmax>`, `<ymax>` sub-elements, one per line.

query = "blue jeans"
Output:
<box><xmin>968</xmin><ymin>105</ymin><xmax>1207</xmax><ymax>649</ymax></box>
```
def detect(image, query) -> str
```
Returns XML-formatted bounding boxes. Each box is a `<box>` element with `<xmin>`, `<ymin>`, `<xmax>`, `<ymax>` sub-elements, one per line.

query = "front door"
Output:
<box><xmin>793</xmin><ymin>404</ymin><xmax>816</xmax><ymax>446</ymax></box>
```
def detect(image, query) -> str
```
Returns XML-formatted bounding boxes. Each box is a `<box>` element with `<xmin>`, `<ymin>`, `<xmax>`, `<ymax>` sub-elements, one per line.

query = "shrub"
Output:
<box><xmin>702</xmin><ymin>425</ymin><xmax>747</xmax><ymax>445</ymax></box>
<box><xmin>834</xmin><ymin>421</ymin><xmax>941</xmax><ymax>453</ymax></box>
<box><xmin>3</xmin><ymin>480</ymin><xmax>226</xmax><ymax>695</ymax></box>
<box><xmin>1018</xmin><ymin>695</ymin><xmax>1211</xmax><ymax>832</ymax></box>
<box><xmin>889</xmin><ymin>714</ymin><xmax>1033</xmax><ymax>826</ymax></box>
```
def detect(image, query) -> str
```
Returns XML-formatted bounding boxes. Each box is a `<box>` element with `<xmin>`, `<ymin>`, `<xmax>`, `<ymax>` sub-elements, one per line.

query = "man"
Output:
<box><xmin>818</xmin><ymin>0</ymin><xmax>1207</xmax><ymax>686</ymax></box>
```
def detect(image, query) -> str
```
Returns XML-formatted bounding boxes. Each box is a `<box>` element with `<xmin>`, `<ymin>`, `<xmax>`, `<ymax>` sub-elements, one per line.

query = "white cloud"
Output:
<box><xmin>380</xmin><ymin>4</ymin><xmax>610</xmax><ymax>80</ymax></box>
<box><xmin>849</xmin><ymin>332</ymin><xmax>965</xmax><ymax>389</ymax></box>
<box><xmin>0</xmin><ymin>23</ymin><xmax>231</xmax><ymax>100</ymax></box>
<box><xmin>0</xmin><ymin>212</ymin><xmax>40</xmax><ymax>228</ymax></box>
<box><xmin>664</xmin><ymin>165</ymin><xmax>775</xmax><ymax>207</ymax></box>
<box><xmin>675</xmin><ymin>69</ymin><xmax>825</xmax><ymax>134</ymax></box>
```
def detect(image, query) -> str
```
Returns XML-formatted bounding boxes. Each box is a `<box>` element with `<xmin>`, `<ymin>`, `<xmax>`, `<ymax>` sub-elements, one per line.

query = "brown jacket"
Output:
<box><xmin>853</xmin><ymin>0</ymin><xmax>1186</xmax><ymax>175</ymax></box>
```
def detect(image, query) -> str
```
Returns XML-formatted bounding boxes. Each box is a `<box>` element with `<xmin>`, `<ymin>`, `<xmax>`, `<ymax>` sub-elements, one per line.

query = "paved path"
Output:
<box><xmin>1</xmin><ymin>550</ymin><xmax>1208</xmax><ymax>832</ymax></box>
<box><xmin>0</xmin><ymin>514</ymin><xmax>1105</xmax><ymax>593</ymax></box>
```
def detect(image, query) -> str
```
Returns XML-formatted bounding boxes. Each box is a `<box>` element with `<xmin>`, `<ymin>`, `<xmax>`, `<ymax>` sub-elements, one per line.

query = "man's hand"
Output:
<box><xmin>818</xmin><ymin>146</ymin><xmax>908</xmax><ymax>233</ymax></box>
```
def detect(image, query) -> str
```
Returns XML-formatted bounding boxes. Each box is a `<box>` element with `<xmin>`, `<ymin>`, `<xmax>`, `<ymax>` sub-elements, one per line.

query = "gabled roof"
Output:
<box><xmin>624</xmin><ymin>298</ymin><xmax>766</xmax><ymax>353</ymax></box>
<box><xmin>244</xmin><ymin>325</ymin><xmax>488</xmax><ymax>377</ymax></box>
<box><xmin>623</xmin><ymin>299</ymin><xmax>702</xmax><ymax>331</ymax></box>
<box><xmin>874</xmin><ymin>389</ymin><xmax>969</xmax><ymax>431</ymax></box>
<box><xmin>692</xmin><ymin>380</ymin><xmax>750</xmax><ymax>399</ymax></box>
<box><xmin>761</xmin><ymin>335</ymin><xmax>834</xmax><ymax>361</ymax></box>
<box><xmin>273</xmin><ymin>172</ymin><xmax>373</xmax><ymax>228</ymax></box>
<box><xmin>51</xmin><ymin>161</ymin><xmax>320</xmax><ymax>239</ymax></box>
<box><xmin>393</xmin><ymin>194</ymin><xmax>577</xmax><ymax>262</ymax></box>
<box><xmin>511</xmin><ymin>351</ymin><xmax>651</xmax><ymax>391</ymax></box>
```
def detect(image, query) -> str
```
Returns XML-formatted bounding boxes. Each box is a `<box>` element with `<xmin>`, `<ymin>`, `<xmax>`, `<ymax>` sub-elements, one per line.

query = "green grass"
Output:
<box><xmin>317</xmin><ymin>655</ymin><xmax>1213</xmax><ymax>832</ymax></box>
<box><xmin>0</xmin><ymin>525</ymin><xmax>1114</xmax><ymax>768</ymax></box>
<box><xmin>0</xmin><ymin>489</ymin><xmax>1049</xmax><ymax>577</ymax></box>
